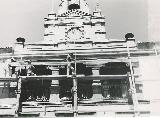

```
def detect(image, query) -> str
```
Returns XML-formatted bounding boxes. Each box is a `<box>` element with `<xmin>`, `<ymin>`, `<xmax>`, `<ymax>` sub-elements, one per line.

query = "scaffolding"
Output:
<box><xmin>0</xmin><ymin>43</ymin><xmax>156</xmax><ymax>117</ymax></box>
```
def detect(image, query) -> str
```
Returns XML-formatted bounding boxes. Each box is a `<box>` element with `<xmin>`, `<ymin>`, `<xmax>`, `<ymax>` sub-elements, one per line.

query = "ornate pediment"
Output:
<box><xmin>61</xmin><ymin>9</ymin><xmax>89</xmax><ymax>16</ymax></box>
<box><xmin>58</xmin><ymin>0</ymin><xmax>89</xmax><ymax>16</ymax></box>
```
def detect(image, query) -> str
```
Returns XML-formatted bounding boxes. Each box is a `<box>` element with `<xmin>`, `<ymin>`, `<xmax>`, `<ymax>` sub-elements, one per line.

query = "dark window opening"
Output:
<box><xmin>100</xmin><ymin>62</ymin><xmax>130</xmax><ymax>99</ymax></box>
<box><xmin>59</xmin><ymin>63</ymin><xmax>93</xmax><ymax>100</ymax></box>
<box><xmin>21</xmin><ymin>80</ymin><xmax>52</xmax><ymax>102</ymax></box>
<box><xmin>59</xmin><ymin>79</ymin><xmax>73</xmax><ymax>99</ymax></box>
<box><xmin>68</xmin><ymin>4</ymin><xmax>80</xmax><ymax>10</ymax></box>
<box><xmin>20</xmin><ymin>65</ymin><xmax>52</xmax><ymax>102</ymax></box>
<box><xmin>77</xmin><ymin>80</ymin><xmax>93</xmax><ymax>99</ymax></box>
<box><xmin>101</xmin><ymin>79</ymin><xmax>129</xmax><ymax>99</ymax></box>
<box><xmin>59</xmin><ymin>79</ymin><xmax>93</xmax><ymax>100</ymax></box>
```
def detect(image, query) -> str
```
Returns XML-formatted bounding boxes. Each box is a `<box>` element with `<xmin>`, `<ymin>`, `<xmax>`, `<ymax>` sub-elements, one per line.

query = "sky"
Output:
<box><xmin>0</xmin><ymin>0</ymin><xmax>148</xmax><ymax>47</ymax></box>
<box><xmin>148</xmin><ymin>0</ymin><xmax>160</xmax><ymax>42</ymax></box>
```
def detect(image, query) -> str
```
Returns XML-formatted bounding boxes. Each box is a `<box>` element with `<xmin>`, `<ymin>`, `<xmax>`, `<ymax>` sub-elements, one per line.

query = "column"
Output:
<box><xmin>91</xmin><ymin>80</ymin><xmax>103</xmax><ymax>100</ymax></box>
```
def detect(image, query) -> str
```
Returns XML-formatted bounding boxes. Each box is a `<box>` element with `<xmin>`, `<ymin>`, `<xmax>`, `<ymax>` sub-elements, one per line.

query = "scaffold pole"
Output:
<box><xmin>15</xmin><ymin>76</ymin><xmax>22</xmax><ymax>117</ymax></box>
<box><xmin>126</xmin><ymin>41</ymin><xmax>139</xmax><ymax>116</ymax></box>
<box><xmin>67</xmin><ymin>53</ymin><xmax>78</xmax><ymax>116</ymax></box>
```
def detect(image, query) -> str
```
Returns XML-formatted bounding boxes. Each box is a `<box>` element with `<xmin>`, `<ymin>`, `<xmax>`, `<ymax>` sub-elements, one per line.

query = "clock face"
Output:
<box><xmin>67</xmin><ymin>28</ymin><xmax>83</xmax><ymax>41</ymax></box>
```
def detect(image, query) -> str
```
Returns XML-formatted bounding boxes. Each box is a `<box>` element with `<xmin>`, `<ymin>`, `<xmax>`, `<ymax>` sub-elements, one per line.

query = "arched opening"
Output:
<box><xmin>99</xmin><ymin>62</ymin><xmax>130</xmax><ymax>75</ymax></box>
<box><xmin>59</xmin><ymin>63</ymin><xmax>93</xmax><ymax>100</ymax></box>
<box><xmin>20</xmin><ymin>65</ymin><xmax>52</xmax><ymax>102</ymax></box>
<box><xmin>100</xmin><ymin>62</ymin><xmax>130</xmax><ymax>99</ymax></box>
<box><xmin>68</xmin><ymin>4</ymin><xmax>80</xmax><ymax>10</ymax></box>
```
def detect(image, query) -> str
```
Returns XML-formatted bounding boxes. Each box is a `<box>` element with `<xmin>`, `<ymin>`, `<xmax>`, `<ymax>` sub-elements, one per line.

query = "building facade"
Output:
<box><xmin>0</xmin><ymin>0</ymin><xmax>151</xmax><ymax>116</ymax></box>
<box><xmin>14</xmin><ymin>0</ymin><xmax>136</xmax><ymax>54</ymax></box>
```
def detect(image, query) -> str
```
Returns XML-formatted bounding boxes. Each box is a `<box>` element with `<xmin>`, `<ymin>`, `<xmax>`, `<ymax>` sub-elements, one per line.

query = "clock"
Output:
<box><xmin>66</xmin><ymin>28</ymin><xmax>83</xmax><ymax>41</ymax></box>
